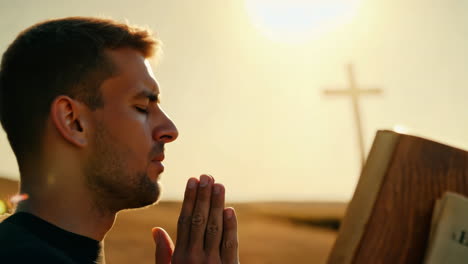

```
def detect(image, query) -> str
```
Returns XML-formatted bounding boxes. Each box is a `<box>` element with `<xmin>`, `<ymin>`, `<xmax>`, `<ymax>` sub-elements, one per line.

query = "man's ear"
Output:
<box><xmin>50</xmin><ymin>96</ymin><xmax>88</xmax><ymax>147</ymax></box>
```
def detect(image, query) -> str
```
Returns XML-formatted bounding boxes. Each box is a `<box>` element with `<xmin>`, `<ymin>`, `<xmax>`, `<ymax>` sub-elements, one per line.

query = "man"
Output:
<box><xmin>0</xmin><ymin>17</ymin><xmax>239</xmax><ymax>263</ymax></box>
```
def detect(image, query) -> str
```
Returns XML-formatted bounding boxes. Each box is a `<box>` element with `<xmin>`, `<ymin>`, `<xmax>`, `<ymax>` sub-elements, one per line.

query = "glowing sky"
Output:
<box><xmin>0</xmin><ymin>0</ymin><xmax>467</xmax><ymax>201</ymax></box>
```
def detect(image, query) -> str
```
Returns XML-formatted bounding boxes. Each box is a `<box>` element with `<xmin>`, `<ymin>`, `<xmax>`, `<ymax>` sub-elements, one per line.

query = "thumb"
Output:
<box><xmin>152</xmin><ymin>227</ymin><xmax>174</xmax><ymax>264</ymax></box>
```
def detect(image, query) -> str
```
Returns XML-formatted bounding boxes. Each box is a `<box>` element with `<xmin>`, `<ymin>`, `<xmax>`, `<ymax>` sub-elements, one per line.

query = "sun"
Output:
<box><xmin>244</xmin><ymin>0</ymin><xmax>362</xmax><ymax>43</ymax></box>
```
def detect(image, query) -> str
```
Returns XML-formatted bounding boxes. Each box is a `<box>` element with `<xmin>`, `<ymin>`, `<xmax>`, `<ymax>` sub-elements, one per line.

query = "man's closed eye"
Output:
<box><xmin>135</xmin><ymin>106</ymin><xmax>149</xmax><ymax>114</ymax></box>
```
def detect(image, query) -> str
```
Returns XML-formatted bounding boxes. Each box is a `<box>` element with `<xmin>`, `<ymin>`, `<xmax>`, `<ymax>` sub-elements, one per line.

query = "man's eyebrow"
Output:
<box><xmin>133</xmin><ymin>90</ymin><xmax>160</xmax><ymax>103</ymax></box>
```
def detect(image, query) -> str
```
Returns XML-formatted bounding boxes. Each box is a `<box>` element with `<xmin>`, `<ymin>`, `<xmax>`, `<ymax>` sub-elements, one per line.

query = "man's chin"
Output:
<box><xmin>119</xmin><ymin>191</ymin><xmax>161</xmax><ymax>212</ymax></box>
<box><xmin>137</xmin><ymin>183</ymin><xmax>161</xmax><ymax>207</ymax></box>
<box><xmin>113</xmin><ymin>179</ymin><xmax>160</xmax><ymax>210</ymax></box>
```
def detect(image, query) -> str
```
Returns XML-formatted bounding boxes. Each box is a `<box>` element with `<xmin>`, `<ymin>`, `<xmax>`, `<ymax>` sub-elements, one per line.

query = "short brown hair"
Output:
<box><xmin>0</xmin><ymin>17</ymin><xmax>159</xmax><ymax>166</ymax></box>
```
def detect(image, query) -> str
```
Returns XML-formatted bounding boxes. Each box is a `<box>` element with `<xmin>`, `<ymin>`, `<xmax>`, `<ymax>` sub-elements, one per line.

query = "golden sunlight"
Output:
<box><xmin>244</xmin><ymin>0</ymin><xmax>362</xmax><ymax>43</ymax></box>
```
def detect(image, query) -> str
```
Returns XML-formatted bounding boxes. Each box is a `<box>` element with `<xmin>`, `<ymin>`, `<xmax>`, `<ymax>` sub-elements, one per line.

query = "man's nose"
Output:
<box><xmin>153</xmin><ymin>111</ymin><xmax>179</xmax><ymax>143</ymax></box>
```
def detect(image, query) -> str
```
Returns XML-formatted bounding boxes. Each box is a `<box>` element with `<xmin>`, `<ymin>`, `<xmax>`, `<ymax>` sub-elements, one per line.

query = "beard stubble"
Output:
<box><xmin>85</xmin><ymin>122</ymin><xmax>161</xmax><ymax>214</ymax></box>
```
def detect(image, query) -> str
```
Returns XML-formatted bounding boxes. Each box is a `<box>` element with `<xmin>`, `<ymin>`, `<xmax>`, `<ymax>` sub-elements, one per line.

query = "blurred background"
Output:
<box><xmin>0</xmin><ymin>0</ymin><xmax>467</xmax><ymax>263</ymax></box>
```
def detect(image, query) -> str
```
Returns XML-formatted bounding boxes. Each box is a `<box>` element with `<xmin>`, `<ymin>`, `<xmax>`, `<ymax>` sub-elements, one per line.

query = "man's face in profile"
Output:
<box><xmin>84</xmin><ymin>48</ymin><xmax>178</xmax><ymax>212</ymax></box>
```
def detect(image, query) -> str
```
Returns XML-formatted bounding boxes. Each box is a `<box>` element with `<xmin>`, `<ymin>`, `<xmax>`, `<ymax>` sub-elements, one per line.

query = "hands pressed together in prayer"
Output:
<box><xmin>152</xmin><ymin>175</ymin><xmax>239</xmax><ymax>264</ymax></box>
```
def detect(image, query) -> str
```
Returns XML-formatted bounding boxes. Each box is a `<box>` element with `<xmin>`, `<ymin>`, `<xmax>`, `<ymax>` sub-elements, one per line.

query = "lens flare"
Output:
<box><xmin>393</xmin><ymin>125</ymin><xmax>410</xmax><ymax>134</ymax></box>
<box><xmin>10</xmin><ymin>193</ymin><xmax>29</xmax><ymax>204</ymax></box>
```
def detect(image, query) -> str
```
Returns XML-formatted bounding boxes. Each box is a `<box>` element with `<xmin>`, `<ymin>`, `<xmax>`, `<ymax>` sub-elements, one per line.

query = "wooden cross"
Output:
<box><xmin>323</xmin><ymin>64</ymin><xmax>382</xmax><ymax>168</ymax></box>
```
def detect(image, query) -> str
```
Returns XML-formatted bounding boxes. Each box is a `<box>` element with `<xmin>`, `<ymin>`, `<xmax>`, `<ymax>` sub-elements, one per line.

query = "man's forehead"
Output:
<box><xmin>142</xmin><ymin>59</ymin><xmax>160</xmax><ymax>94</ymax></box>
<box><xmin>144</xmin><ymin>59</ymin><xmax>157</xmax><ymax>80</ymax></box>
<box><xmin>99</xmin><ymin>48</ymin><xmax>161</xmax><ymax>101</ymax></box>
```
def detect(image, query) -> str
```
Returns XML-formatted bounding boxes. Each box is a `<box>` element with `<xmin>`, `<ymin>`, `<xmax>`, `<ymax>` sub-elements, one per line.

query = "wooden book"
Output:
<box><xmin>327</xmin><ymin>130</ymin><xmax>468</xmax><ymax>264</ymax></box>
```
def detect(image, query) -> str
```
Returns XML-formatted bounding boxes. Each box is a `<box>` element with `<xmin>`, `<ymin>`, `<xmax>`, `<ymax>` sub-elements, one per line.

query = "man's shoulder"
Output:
<box><xmin>0</xmin><ymin>215</ymin><xmax>36</xmax><ymax>243</ymax></box>
<box><xmin>0</xmin><ymin>213</ymin><xmax>9</xmax><ymax>222</ymax></box>
<box><xmin>0</xmin><ymin>216</ymin><xmax>76</xmax><ymax>263</ymax></box>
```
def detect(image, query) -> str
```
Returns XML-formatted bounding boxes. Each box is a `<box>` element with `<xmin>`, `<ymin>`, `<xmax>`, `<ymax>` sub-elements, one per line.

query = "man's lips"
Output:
<box><xmin>151</xmin><ymin>154</ymin><xmax>165</xmax><ymax>175</ymax></box>
<box><xmin>152</xmin><ymin>154</ymin><xmax>165</xmax><ymax>162</ymax></box>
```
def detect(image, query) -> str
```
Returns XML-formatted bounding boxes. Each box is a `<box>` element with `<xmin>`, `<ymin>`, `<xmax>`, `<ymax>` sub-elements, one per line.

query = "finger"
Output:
<box><xmin>204</xmin><ymin>183</ymin><xmax>225</xmax><ymax>253</ymax></box>
<box><xmin>221</xmin><ymin>208</ymin><xmax>239</xmax><ymax>263</ymax></box>
<box><xmin>152</xmin><ymin>227</ymin><xmax>174</xmax><ymax>264</ymax></box>
<box><xmin>175</xmin><ymin>177</ymin><xmax>199</xmax><ymax>252</ymax></box>
<box><xmin>188</xmin><ymin>174</ymin><xmax>214</xmax><ymax>250</ymax></box>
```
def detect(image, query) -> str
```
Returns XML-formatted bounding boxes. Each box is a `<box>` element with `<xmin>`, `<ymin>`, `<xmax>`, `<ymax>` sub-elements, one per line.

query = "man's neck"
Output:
<box><xmin>16</xmin><ymin>177</ymin><xmax>116</xmax><ymax>241</ymax></box>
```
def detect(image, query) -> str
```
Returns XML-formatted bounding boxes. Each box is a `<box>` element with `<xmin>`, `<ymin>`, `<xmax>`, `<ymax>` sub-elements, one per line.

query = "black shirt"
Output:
<box><xmin>0</xmin><ymin>212</ymin><xmax>102</xmax><ymax>263</ymax></box>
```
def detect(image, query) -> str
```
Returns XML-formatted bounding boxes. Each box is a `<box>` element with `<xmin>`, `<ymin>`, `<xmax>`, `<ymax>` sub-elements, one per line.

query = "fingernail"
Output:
<box><xmin>156</xmin><ymin>229</ymin><xmax>167</xmax><ymax>248</ymax></box>
<box><xmin>225</xmin><ymin>208</ymin><xmax>233</xmax><ymax>219</ymax></box>
<box><xmin>155</xmin><ymin>229</ymin><xmax>164</xmax><ymax>244</ymax></box>
<box><xmin>207</xmin><ymin>174</ymin><xmax>214</xmax><ymax>182</ymax></box>
<box><xmin>187</xmin><ymin>178</ymin><xmax>197</xmax><ymax>189</ymax></box>
<box><xmin>200</xmin><ymin>175</ymin><xmax>209</xmax><ymax>187</ymax></box>
<box><xmin>214</xmin><ymin>185</ymin><xmax>221</xmax><ymax>194</ymax></box>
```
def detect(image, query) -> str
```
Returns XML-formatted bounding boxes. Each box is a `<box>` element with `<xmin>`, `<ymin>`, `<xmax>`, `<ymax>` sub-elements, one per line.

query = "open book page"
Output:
<box><xmin>428</xmin><ymin>198</ymin><xmax>443</xmax><ymax>244</ymax></box>
<box><xmin>424</xmin><ymin>192</ymin><xmax>468</xmax><ymax>264</ymax></box>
